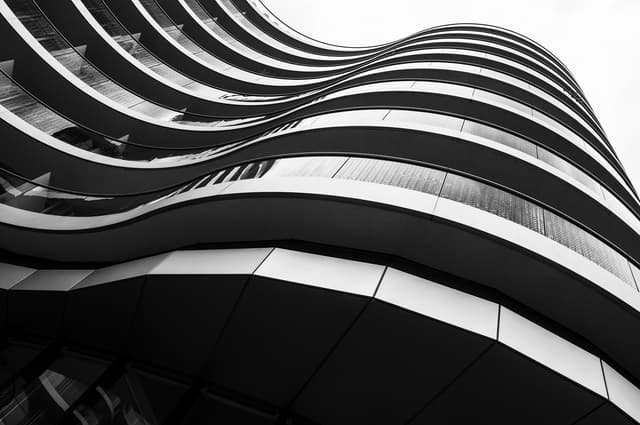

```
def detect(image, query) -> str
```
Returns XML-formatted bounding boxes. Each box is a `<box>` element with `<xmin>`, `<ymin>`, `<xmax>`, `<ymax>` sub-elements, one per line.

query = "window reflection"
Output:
<box><xmin>72</xmin><ymin>369</ymin><xmax>187</xmax><ymax>425</ymax></box>
<box><xmin>0</xmin><ymin>354</ymin><xmax>106</xmax><ymax>425</ymax></box>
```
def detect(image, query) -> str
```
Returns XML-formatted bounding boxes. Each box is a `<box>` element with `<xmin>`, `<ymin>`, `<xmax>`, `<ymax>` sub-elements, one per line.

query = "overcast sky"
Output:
<box><xmin>262</xmin><ymin>0</ymin><xmax>640</xmax><ymax>190</ymax></box>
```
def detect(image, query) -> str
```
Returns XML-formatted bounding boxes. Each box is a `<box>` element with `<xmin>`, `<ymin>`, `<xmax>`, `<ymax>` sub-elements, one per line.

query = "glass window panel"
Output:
<box><xmin>72</xmin><ymin>369</ymin><xmax>187</xmax><ymax>425</ymax></box>
<box><xmin>334</xmin><ymin>157</ymin><xmax>446</xmax><ymax>195</ymax></box>
<box><xmin>461</xmin><ymin>120</ymin><xmax>537</xmax><ymax>156</ymax></box>
<box><xmin>0</xmin><ymin>343</ymin><xmax>44</xmax><ymax>384</ymax></box>
<box><xmin>0</xmin><ymin>354</ymin><xmax>106</xmax><ymax>425</ymax></box>
<box><xmin>384</xmin><ymin>110</ymin><xmax>463</xmax><ymax>132</ymax></box>
<box><xmin>543</xmin><ymin>209</ymin><xmax>635</xmax><ymax>285</ymax></box>
<box><xmin>440</xmin><ymin>173</ymin><xmax>545</xmax><ymax>233</ymax></box>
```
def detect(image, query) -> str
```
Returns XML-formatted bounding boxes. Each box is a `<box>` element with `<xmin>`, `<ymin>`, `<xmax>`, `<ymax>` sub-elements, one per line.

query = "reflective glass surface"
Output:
<box><xmin>72</xmin><ymin>369</ymin><xmax>187</xmax><ymax>425</ymax></box>
<box><xmin>544</xmin><ymin>209</ymin><xmax>635</xmax><ymax>285</ymax></box>
<box><xmin>440</xmin><ymin>173</ymin><xmax>546</xmax><ymax>233</ymax></box>
<box><xmin>334</xmin><ymin>157</ymin><xmax>446</xmax><ymax>194</ymax></box>
<box><xmin>384</xmin><ymin>109</ymin><xmax>464</xmax><ymax>132</ymax></box>
<box><xmin>0</xmin><ymin>354</ymin><xmax>106</xmax><ymax>425</ymax></box>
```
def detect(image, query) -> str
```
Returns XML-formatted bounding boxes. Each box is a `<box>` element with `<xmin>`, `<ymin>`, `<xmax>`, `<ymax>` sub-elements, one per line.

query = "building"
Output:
<box><xmin>0</xmin><ymin>0</ymin><xmax>639</xmax><ymax>423</ymax></box>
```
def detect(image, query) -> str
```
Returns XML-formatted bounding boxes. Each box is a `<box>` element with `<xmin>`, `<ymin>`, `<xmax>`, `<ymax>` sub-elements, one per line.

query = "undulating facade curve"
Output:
<box><xmin>0</xmin><ymin>0</ymin><xmax>639</xmax><ymax>423</ymax></box>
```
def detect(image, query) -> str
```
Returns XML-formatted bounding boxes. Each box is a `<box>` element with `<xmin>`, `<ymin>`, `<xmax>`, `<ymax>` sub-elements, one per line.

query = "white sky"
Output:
<box><xmin>262</xmin><ymin>0</ymin><xmax>640</xmax><ymax>190</ymax></box>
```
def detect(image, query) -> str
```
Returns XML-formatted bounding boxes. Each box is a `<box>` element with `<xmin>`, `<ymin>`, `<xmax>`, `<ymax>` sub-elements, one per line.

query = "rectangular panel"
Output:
<box><xmin>334</xmin><ymin>157</ymin><xmax>446</xmax><ymax>195</ymax></box>
<box><xmin>440</xmin><ymin>173</ymin><xmax>545</xmax><ymax>233</ymax></box>
<box><xmin>384</xmin><ymin>109</ymin><xmax>464</xmax><ymax>132</ymax></box>
<box><xmin>543</xmin><ymin>209</ymin><xmax>635</xmax><ymax>286</ymax></box>
<box><xmin>461</xmin><ymin>120</ymin><xmax>537</xmax><ymax>156</ymax></box>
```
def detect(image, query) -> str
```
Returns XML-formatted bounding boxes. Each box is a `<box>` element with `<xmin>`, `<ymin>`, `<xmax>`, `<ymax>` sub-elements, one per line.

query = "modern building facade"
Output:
<box><xmin>0</xmin><ymin>0</ymin><xmax>639</xmax><ymax>423</ymax></box>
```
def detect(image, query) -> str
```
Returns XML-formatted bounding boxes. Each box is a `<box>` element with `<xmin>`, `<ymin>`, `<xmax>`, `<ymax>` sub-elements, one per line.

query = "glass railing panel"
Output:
<box><xmin>6</xmin><ymin>0</ymin><xmax>69</xmax><ymax>51</ymax></box>
<box><xmin>429</xmin><ymin>61</ymin><xmax>482</xmax><ymax>74</ymax></box>
<box><xmin>536</xmin><ymin>147</ymin><xmax>601</xmax><ymax>195</ymax></box>
<box><xmin>217</xmin><ymin>0</ymin><xmax>331</xmax><ymax>61</ymax></box>
<box><xmin>323</xmin><ymin>81</ymin><xmax>414</xmax><ymax>100</ymax></box>
<box><xmin>543</xmin><ymin>209</ymin><xmax>635</xmax><ymax>286</ymax></box>
<box><xmin>89</xmin><ymin>79</ymin><xmax>147</xmax><ymax>108</ymax></box>
<box><xmin>139</xmin><ymin>0</ymin><xmax>174</xmax><ymax>27</ymax></box>
<box><xmin>5</xmin><ymin>1</ymin><xmax>191</xmax><ymax>120</ymax></box>
<box><xmin>163</xmin><ymin>26</ymin><xmax>202</xmax><ymax>53</ymax></box>
<box><xmin>440</xmin><ymin>173</ymin><xmax>545</xmax><ymax>233</ymax></box>
<box><xmin>384</xmin><ymin>109</ymin><xmax>464</xmax><ymax>132</ymax></box>
<box><xmin>83</xmin><ymin>1</ymin><xmax>126</xmax><ymax>35</ymax></box>
<box><xmin>478</xmin><ymin>67</ymin><xmax>530</xmax><ymax>91</ymax></box>
<box><xmin>0</xmin><ymin>169</ymin><xmax>172</xmax><ymax>215</ymax></box>
<box><xmin>128</xmin><ymin>101</ymin><xmax>181</xmax><ymax>121</ymax></box>
<box><xmin>411</xmin><ymin>80</ymin><xmax>474</xmax><ymax>98</ymax></box>
<box><xmin>120</xmin><ymin>38</ymin><xmax>161</xmax><ymax>68</ymax></box>
<box><xmin>311</xmin><ymin>109</ymin><xmax>389</xmax><ymax>126</ymax></box>
<box><xmin>602</xmin><ymin>187</ymin><xmax>640</xmax><ymax>229</ymax></box>
<box><xmin>236</xmin><ymin>156</ymin><xmax>348</xmax><ymax>180</ymax></box>
<box><xmin>10</xmin><ymin>102</ymin><xmax>75</xmax><ymax>135</ymax></box>
<box><xmin>473</xmin><ymin>88</ymin><xmax>533</xmax><ymax>116</ymax></box>
<box><xmin>81</xmin><ymin>0</ymin><xmax>230</xmax><ymax>97</ymax></box>
<box><xmin>461</xmin><ymin>119</ymin><xmax>537</xmax><ymax>156</ymax></box>
<box><xmin>531</xmin><ymin>109</ymin><xmax>587</xmax><ymax>148</ymax></box>
<box><xmin>0</xmin><ymin>71</ymin><xmax>196</xmax><ymax>161</ymax></box>
<box><xmin>334</xmin><ymin>157</ymin><xmax>446</xmax><ymax>195</ymax></box>
<box><xmin>150</xmin><ymin>63</ymin><xmax>197</xmax><ymax>87</ymax></box>
<box><xmin>52</xmin><ymin>49</ymin><xmax>107</xmax><ymax>86</ymax></box>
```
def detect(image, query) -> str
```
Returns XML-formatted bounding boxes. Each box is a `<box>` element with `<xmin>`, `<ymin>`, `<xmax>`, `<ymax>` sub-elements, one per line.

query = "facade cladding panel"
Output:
<box><xmin>0</xmin><ymin>0</ymin><xmax>639</xmax><ymax>423</ymax></box>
